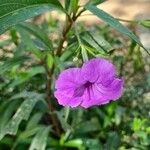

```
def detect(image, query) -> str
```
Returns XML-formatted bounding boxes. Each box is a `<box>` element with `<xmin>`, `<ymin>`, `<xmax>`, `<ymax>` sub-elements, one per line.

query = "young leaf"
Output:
<box><xmin>85</xmin><ymin>4</ymin><xmax>149</xmax><ymax>54</ymax></box>
<box><xmin>47</xmin><ymin>54</ymin><xmax>54</xmax><ymax>69</ymax></box>
<box><xmin>0</xmin><ymin>0</ymin><xmax>64</xmax><ymax>34</ymax></box>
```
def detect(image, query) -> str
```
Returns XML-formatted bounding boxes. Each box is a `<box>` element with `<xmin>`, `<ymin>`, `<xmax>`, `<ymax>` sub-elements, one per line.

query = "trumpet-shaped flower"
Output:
<box><xmin>54</xmin><ymin>58</ymin><xmax>123</xmax><ymax>108</ymax></box>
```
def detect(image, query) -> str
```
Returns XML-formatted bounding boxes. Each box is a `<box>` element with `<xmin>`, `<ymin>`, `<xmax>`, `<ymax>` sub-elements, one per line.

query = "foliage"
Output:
<box><xmin>0</xmin><ymin>0</ymin><xmax>150</xmax><ymax>149</ymax></box>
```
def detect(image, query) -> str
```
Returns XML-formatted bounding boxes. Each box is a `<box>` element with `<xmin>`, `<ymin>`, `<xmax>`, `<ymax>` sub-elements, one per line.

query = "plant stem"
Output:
<box><xmin>116</xmin><ymin>18</ymin><xmax>138</xmax><ymax>24</ymax></box>
<box><xmin>44</xmin><ymin>63</ymin><xmax>61</xmax><ymax>137</ymax></box>
<box><xmin>56</xmin><ymin>8</ymin><xmax>85</xmax><ymax>56</ymax></box>
<box><xmin>56</xmin><ymin>16</ymin><xmax>72</xmax><ymax>56</ymax></box>
<box><xmin>45</xmin><ymin>8</ymin><xmax>85</xmax><ymax>136</ymax></box>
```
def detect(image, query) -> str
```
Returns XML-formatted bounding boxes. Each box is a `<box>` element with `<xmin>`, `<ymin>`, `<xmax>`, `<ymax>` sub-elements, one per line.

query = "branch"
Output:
<box><xmin>44</xmin><ymin>62</ymin><xmax>61</xmax><ymax>137</ymax></box>
<box><xmin>56</xmin><ymin>8</ymin><xmax>85</xmax><ymax>56</ymax></box>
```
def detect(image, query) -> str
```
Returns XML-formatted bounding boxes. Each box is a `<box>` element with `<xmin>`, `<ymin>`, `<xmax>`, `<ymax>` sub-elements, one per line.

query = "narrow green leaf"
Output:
<box><xmin>85</xmin><ymin>4</ymin><xmax>149</xmax><ymax>54</ymax></box>
<box><xmin>26</xmin><ymin>113</ymin><xmax>43</xmax><ymax>130</ymax></box>
<box><xmin>65</xmin><ymin>0</ymin><xmax>78</xmax><ymax>14</ymax></box>
<box><xmin>81</xmin><ymin>45</ymin><xmax>89</xmax><ymax>62</ymax></box>
<box><xmin>60</xmin><ymin>42</ymin><xmax>78</xmax><ymax>61</ymax></box>
<box><xmin>9</xmin><ymin>66</ymin><xmax>45</xmax><ymax>88</ymax></box>
<box><xmin>87</xmin><ymin>0</ymin><xmax>105</xmax><ymax>6</ymax></box>
<box><xmin>10</xmin><ymin>91</ymin><xmax>44</xmax><ymax>101</ymax></box>
<box><xmin>17</xmin><ymin>26</ymin><xmax>42</xmax><ymax>58</ymax></box>
<box><xmin>0</xmin><ymin>56</ymin><xmax>28</xmax><ymax>75</ymax></box>
<box><xmin>0</xmin><ymin>98</ymin><xmax>39</xmax><ymax>140</ymax></box>
<box><xmin>81</xmin><ymin>31</ymin><xmax>112</xmax><ymax>54</ymax></box>
<box><xmin>0</xmin><ymin>0</ymin><xmax>64</xmax><ymax>34</ymax></box>
<box><xmin>63</xmin><ymin>139</ymin><xmax>84</xmax><ymax>149</ymax></box>
<box><xmin>29</xmin><ymin>126</ymin><xmax>50</xmax><ymax>150</ymax></box>
<box><xmin>65</xmin><ymin>0</ymin><xmax>71</xmax><ymax>10</ymax></box>
<box><xmin>70</xmin><ymin>0</ymin><xmax>79</xmax><ymax>14</ymax></box>
<box><xmin>19</xmin><ymin>127</ymin><xmax>42</xmax><ymax>140</ymax></box>
<box><xmin>18</xmin><ymin>23</ymin><xmax>53</xmax><ymax>50</ymax></box>
<box><xmin>0</xmin><ymin>100</ymin><xmax>20</xmax><ymax>133</ymax></box>
<box><xmin>139</xmin><ymin>20</ymin><xmax>150</xmax><ymax>28</ymax></box>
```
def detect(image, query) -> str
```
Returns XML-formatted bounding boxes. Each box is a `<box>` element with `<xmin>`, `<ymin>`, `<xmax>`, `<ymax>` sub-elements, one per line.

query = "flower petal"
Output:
<box><xmin>80</xmin><ymin>78</ymin><xmax>123</xmax><ymax>108</ymax></box>
<box><xmin>80</xmin><ymin>85</ymin><xmax>108</xmax><ymax>108</ymax></box>
<box><xmin>81</xmin><ymin>58</ymin><xmax>116</xmax><ymax>83</ymax></box>
<box><xmin>54</xmin><ymin>89</ymin><xmax>82</xmax><ymax>107</ymax></box>
<box><xmin>94</xmin><ymin>78</ymin><xmax>123</xmax><ymax>100</ymax></box>
<box><xmin>55</xmin><ymin>68</ymin><xmax>84</xmax><ymax>90</ymax></box>
<box><xmin>55</xmin><ymin>68</ymin><xmax>84</xmax><ymax>107</ymax></box>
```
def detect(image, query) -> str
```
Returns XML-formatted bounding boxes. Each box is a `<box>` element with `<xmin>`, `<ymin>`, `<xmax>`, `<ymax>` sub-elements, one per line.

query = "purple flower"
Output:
<box><xmin>54</xmin><ymin>58</ymin><xmax>123</xmax><ymax>108</ymax></box>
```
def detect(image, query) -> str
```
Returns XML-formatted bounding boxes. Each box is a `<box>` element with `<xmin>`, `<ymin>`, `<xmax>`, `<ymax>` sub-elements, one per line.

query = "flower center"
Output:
<box><xmin>84</xmin><ymin>81</ymin><xmax>92</xmax><ymax>88</ymax></box>
<box><xmin>73</xmin><ymin>81</ymin><xmax>92</xmax><ymax>97</ymax></box>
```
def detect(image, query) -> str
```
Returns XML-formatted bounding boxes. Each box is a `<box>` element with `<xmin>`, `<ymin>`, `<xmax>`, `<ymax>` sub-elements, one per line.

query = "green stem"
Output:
<box><xmin>64</xmin><ymin>106</ymin><xmax>70</xmax><ymax>122</ymax></box>
<box><xmin>74</xmin><ymin>24</ymin><xmax>88</xmax><ymax>62</ymax></box>
<box><xmin>116</xmin><ymin>18</ymin><xmax>139</xmax><ymax>24</ymax></box>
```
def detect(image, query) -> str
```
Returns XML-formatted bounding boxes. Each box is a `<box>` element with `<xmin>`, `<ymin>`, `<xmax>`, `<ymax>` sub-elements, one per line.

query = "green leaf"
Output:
<box><xmin>81</xmin><ymin>45</ymin><xmax>89</xmax><ymax>62</ymax></box>
<box><xmin>47</xmin><ymin>54</ymin><xmax>54</xmax><ymax>69</ymax></box>
<box><xmin>65</xmin><ymin>0</ymin><xmax>78</xmax><ymax>14</ymax></box>
<box><xmin>81</xmin><ymin>31</ymin><xmax>112</xmax><ymax>54</ymax></box>
<box><xmin>19</xmin><ymin>127</ymin><xmax>42</xmax><ymax>140</ymax></box>
<box><xmin>70</xmin><ymin>0</ymin><xmax>79</xmax><ymax>14</ymax></box>
<box><xmin>17</xmin><ymin>26</ymin><xmax>42</xmax><ymax>58</ymax></box>
<box><xmin>10</xmin><ymin>28</ymin><xmax>19</xmax><ymax>45</ymax></box>
<box><xmin>132</xmin><ymin>118</ymin><xmax>146</xmax><ymax>132</ymax></box>
<box><xmin>63</xmin><ymin>139</ymin><xmax>84</xmax><ymax>149</ymax></box>
<box><xmin>139</xmin><ymin>20</ymin><xmax>150</xmax><ymax>28</ymax></box>
<box><xmin>147</xmin><ymin>72</ymin><xmax>150</xmax><ymax>88</ymax></box>
<box><xmin>85</xmin><ymin>4</ymin><xmax>149</xmax><ymax>54</ymax></box>
<box><xmin>10</xmin><ymin>91</ymin><xmax>44</xmax><ymax>101</ymax></box>
<box><xmin>26</xmin><ymin>113</ymin><xmax>43</xmax><ymax>130</ymax></box>
<box><xmin>0</xmin><ymin>56</ymin><xmax>28</xmax><ymax>75</ymax></box>
<box><xmin>9</xmin><ymin>66</ymin><xmax>45</xmax><ymax>87</ymax></box>
<box><xmin>29</xmin><ymin>126</ymin><xmax>50</xmax><ymax>150</ymax></box>
<box><xmin>146</xmin><ymin>127</ymin><xmax>150</xmax><ymax>134</ymax></box>
<box><xmin>84</xmin><ymin>139</ymin><xmax>103</xmax><ymax>150</ymax></box>
<box><xmin>18</xmin><ymin>23</ymin><xmax>53</xmax><ymax>50</ymax></box>
<box><xmin>87</xmin><ymin>0</ymin><xmax>105</xmax><ymax>6</ymax></box>
<box><xmin>106</xmin><ymin>132</ymin><xmax>120</xmax><ymax>150</ymax></box>
<box><xmin>75</xmin><ymin>118</ymin><xmax>100</xmax><ymax>134</ymax></box>
<box><xmin>0</xmin><ymin>100</ymin><xmax>20</xmax><ymax>133</ymax></box>
<box><xmin>65</xmin><ymin>0</ymin><xmax>71</xmax><ymax>11</ymax></box>
<box><xmin>0</xmin><ymin>97</ymin><xmax>40</xmax><ymax>140</ymax></box>
<box><xmin>60</xmin><ymin>42</ymin><xmax>78</xmax><ymax>61</ymax></box>
<box><xmin>0</xmin><ymin>0</ymin><xmax>64</xmax><ymax>34</ymax></box>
